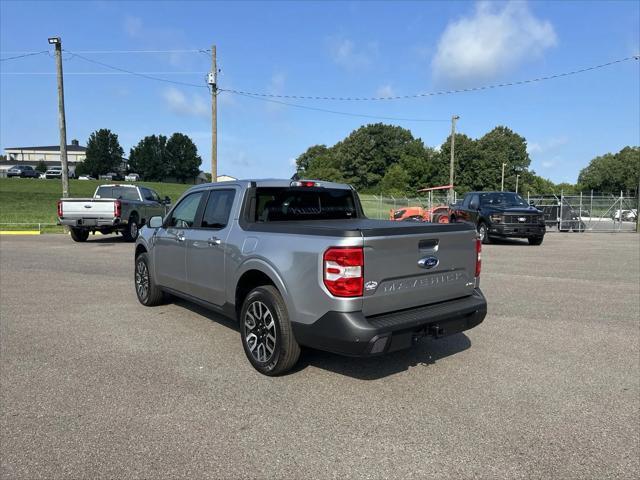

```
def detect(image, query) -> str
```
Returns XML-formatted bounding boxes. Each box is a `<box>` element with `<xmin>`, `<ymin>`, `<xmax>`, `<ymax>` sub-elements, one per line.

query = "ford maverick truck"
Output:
<box><xmin>134</xmin><ymin>179</ymin><xmax>487</xmax><ymax>375</ymax></box>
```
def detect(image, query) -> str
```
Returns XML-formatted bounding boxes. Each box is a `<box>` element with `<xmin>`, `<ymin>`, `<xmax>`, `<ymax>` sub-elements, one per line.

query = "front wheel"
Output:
<box><xmin>135</xmin><ymin>253</ymin><xmax>164</xmax><ymax>306</ymax></box>
<box><xmin>70</xmin><ymin>228</ymin><xmax>89</xmax><ymax>242</ymax></box>
<box><xmin>240</xmin><ymin>286</ymin><xmax>300</xmax><ymax>376</ymax></box>
<box><xmin>478</xmin><ymin>222</ymin><xmax>491</xmax><ymax>244</ymax></box>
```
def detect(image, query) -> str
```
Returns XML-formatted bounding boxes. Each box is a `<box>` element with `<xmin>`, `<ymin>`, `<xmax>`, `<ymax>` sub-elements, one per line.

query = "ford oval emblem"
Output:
<box><xmin>418</xmin><ymin>256</ymin><xmax>439</xmax><ymax>269</ymax></box>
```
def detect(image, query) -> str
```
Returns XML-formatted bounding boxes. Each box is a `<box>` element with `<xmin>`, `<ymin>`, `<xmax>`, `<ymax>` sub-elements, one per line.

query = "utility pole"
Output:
<box><xmin>48</xmin><ymin>37</ymin><xmax>69</xmax><ymax>198</ymax></box>
<box><xmin>515</xmin><ymin>174</ymin><xmax>520</xmax><ymax>193</ymax></box>
<box><xmin>501</xmin><ymin>162</ymin><xmax>506</xmax><ymax>191</ymax></box>
<box><xmin>209</xmin><ymin>44</ymin><xmax>218</xmax><ymax>183</ymax></box>
<box><xmin>449</xmin><ymin>115</ymin><xmax>459</xmax><ymax>202</ymax></box>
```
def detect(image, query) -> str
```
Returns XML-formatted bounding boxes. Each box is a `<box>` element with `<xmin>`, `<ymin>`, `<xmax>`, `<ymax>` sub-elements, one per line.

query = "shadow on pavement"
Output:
<box><xmin>487</xmin><ymin>237</ymin><xmax>530</xmax><ymax>246</ymax></box>
<box><xmin>169</xmin><ymin>297</ymin><xmax>471</xmax><ymax>380</ymax></box>
<box><xmin>294</xmin><ymin>333</ymin><xmax>472</xmax><ymax>380</ymax></box>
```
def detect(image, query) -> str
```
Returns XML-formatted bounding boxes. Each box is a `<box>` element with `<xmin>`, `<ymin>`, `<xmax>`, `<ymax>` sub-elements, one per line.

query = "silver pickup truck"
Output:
<box><xmin>58</xmin><ymin>184</ymin><xmax>169</xmax><ymax>242</ymax></box>
<box><xmin>134</xmin><ymin>179</ymin><xmax>487</xmax><ymax>375</ymax></box>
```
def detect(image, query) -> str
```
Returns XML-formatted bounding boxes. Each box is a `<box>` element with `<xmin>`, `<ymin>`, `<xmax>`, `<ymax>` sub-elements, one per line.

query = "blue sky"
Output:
<box><xmin>1</xmin><ymin>0</ymin><xmax>638</xmax><ymax>184</ymax></box>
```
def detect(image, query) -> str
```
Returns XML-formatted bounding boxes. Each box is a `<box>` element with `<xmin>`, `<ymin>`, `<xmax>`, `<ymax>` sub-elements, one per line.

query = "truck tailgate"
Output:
<box><xmin>60</xmin><ymin>198</ymin><xmax>115</xmax><ymax>218</ymax></box>
<box><xmin>362</xmin><ymin>227</ymin><xmax>478</xmax><ymax>316</ymax></box>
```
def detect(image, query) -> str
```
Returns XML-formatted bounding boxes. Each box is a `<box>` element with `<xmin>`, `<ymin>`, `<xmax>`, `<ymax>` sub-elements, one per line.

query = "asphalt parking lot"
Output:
<box><xmin>1</xmin><ymin>233</ymin><xmax>638</xmax><ymax>479</ymax></box>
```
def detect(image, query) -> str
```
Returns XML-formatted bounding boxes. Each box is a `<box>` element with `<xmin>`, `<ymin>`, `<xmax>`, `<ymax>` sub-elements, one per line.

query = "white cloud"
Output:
<box><xmin>123</xmin><ymin>15</ymin><xmax>143</xmax><ymax>38</ymax></box>
<box><xmin>527</xmin><ymin>136</ymin><xmax>568</xmax><ymax>155</ymax></box>
<box><xmin>289</xmin><ymin>158</ymin><xmax>297</xmax><ymax>167</ymax></box>
<box><xmin>376</xmin><ymin>85</ymin><xmax>396</xmax><ymax>98</ymax></box>
<box><xmin>162</xmin><ymin>87</ymin><xmax>208</xmax><ymax>117</ymax></box>
<box><xmin>541</xmin><ymin>160</ymin><xmax>555</xmax><ymax>168</ymax></box>
<box><xmin>328</xmin><ymin>36</ymin><xmax>378</xmax><ymax>70</ymax></box>
<box><xmin>432</xmin><ymin>1</ymin><xmax>557</xmax><ymax>84</ymax></box>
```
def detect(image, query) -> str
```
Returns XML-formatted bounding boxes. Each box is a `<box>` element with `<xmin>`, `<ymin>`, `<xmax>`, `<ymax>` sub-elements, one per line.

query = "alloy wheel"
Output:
<box><xmin>135</xmin><ymin>259</ymin><xmax>149</xmax><ymax>301</ymax></box>
<box><xmin>244</xmin><ymin>301</ymin><xmax>277</xmax><ymax>363</ymax></box>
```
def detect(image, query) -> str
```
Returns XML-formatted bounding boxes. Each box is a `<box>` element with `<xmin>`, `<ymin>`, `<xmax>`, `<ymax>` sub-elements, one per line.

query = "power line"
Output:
<box><xmin>227</xmin><ymin>91</ymin><xmax>449</xmax><ymax>122</ymax></box>
<box><xmin>0</xmin><ymin>51</ymin><xmax>49</xmax><ymax>62</ymax></box>
<box><xmin>1</xmin><ymin>49</ymin><xmax>210</xmax><ymax>55</ymax></box>
<box><xmin>64</xmin><ymin>50</ymin><xmax>208</xmax><ymax>88</ymax></box>
<box><xmin>220</xmin><ymin>56</ymin><xmax>640</xmax><ymax>101</ymax></box>
<box><xmin>1</xmin><ymin>71</ymin><xmax>205</xmax><ymax>75</ymax></box>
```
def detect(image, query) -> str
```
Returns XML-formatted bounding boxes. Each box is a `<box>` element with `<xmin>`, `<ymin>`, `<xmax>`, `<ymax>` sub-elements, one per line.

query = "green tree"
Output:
<box><xmin>166</xmin><ymin>133</ymin><xmax>202</xmax><ymax>183</ymax></box>
<box><xmin>129</xmin><ymin>135</ymin><xmax>168</xmax><ymax>181</ymax></box>
<box><xmin>333</xmin><ymin>123</ymin><xmax>422</xmax><ymax>190</ymax></box>
<box><xmin>35</xmin><ymin>160</ymin><xmax>48</xmax><ymax>173</ymax></box>
<box><xmin>380</xmin><ymin>163</ymin><xmax>410</xmax><ymax>195</ymax></box>
<box><xmin>578</xmin><ymin>146</ymin><xmax>639</xmax><ymax>194</ymax></box>
<box><xmin>84</xmin><ymin>129</ymin><xmax>124</xmax><ymax>177</ymax></box>
<box><xmin>296</xmin><ymin>145</ymin><xmax>330</xmax><ymax>174</ymax></box>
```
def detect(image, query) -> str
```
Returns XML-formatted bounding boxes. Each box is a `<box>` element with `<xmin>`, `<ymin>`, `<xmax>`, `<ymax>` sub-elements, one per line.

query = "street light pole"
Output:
<box><xmin>501</xmin><ymin>162</ymin><xmax>506</xmax><ymax>191</ymax></box>
<box><xmin>48</xmin><ymin>36</ymin><xmax>70</xmax><ymax>198</ymax></box>
<box><xmin>449</xmin><ymin>115</ymin><xmax>459</xmax><ymax>202</ymax></box>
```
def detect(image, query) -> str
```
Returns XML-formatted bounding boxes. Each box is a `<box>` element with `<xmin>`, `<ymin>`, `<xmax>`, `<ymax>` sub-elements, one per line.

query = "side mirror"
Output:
<box><xmin>148</xmin><ymin>216</ymin><xmax>163</xmax><ymax>229</ymax></box>
<box><xmin>163</xmin><ymin>196</ymin><xmax>171</xmax><ymax>204</ymax></box>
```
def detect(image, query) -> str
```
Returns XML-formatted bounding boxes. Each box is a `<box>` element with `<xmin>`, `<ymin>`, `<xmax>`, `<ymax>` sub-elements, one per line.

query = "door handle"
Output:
<box><xmin>176</xmin><ymin>232</ymin><xmax>185</xmax><ymax>242</ymax></box>
<box><xmin>207</xmin><ymin>236</ymin><xmax>221</xmax><ymax>246</ymax></box>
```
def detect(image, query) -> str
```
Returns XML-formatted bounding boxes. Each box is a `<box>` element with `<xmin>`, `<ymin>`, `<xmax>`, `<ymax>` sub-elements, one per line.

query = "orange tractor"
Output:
<box><xmin>388</xmin><ymin>185</ymin><xmax>452</xmax><ymax>223</ymax></box>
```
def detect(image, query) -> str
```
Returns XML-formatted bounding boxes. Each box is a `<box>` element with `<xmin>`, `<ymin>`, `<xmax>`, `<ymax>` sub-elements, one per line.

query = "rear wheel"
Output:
<box><xmin>135</xmin><ymin>252</ymin><xmax>164</xmax><ymax>306</ymax></box>
<box><xmin>123</xmin><ymin>216</ymin><xmax>139</xmax><ymax>242</ymax></box>
<box><xmin>528</xmin><ymin>236</ymin><xmax>544</xmax><ymax>245</ymax></box>
<box><xmin>70</xmin><ymin>228</ymin><xmax>89</xmax><ymax>242</ymax></box>
<box><xmin>478</xmin><ymin>222</ymin><xmax>491</xmax><ymax>244</ymax></box>
<box><xmin>240</xmin><ymin>286</ymin><xmax>300</xmax><ymax>376</ymax></box>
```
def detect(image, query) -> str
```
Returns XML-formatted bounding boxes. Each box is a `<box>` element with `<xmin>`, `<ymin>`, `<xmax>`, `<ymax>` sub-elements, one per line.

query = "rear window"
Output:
<box><xmin>254</xmin><ymin>187</ymin><xmax>357</xmax><ymax>221</ymax></box>
<box><xmin>95</xmin><ymin>186</ymin><xmax>139</xmax><ymax>201</ymax></box>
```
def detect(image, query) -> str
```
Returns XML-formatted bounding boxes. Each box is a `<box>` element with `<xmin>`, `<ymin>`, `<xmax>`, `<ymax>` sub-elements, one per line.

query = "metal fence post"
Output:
<box><xmin>619</xmin><ymin>191</ymin><xmax>623</xmax><ymax>232</ymax></box>
<box><xmin>559</xmin><ymin>190</ymin><xmax>564</xmax><ymax>231</ymax></box>
<box><xmin>579</xmin><ymin>192</ymin><xmax>583</xmax><ymax>232</ymax></box>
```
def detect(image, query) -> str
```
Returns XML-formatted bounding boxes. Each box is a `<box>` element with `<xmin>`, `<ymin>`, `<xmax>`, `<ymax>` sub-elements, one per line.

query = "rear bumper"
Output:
<box><xmin>59</xmin><ymin>217</ymin><xmax>121</xmax><ymax>228</ymax></box>
<box><xmin>490</xmin><ymin>224</ymin><xmax>545</xmax><ymax>238</ymax></box>
<box><xmin>292</xmin><ymin>289</ymin><xmax>487</xmax><ymax>357</ymax></box>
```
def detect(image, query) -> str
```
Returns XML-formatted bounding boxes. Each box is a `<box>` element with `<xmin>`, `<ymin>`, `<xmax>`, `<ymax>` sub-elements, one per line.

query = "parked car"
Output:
<box><xmin>7</xmin><ymin>165</ymin><xmax>39</xmax><ymax>178</ymax></box>
<box><xmin>612</xmin><ymin>209</ymin><xmax>637</xmax><ymax>221</ymax></box>
<box><xmin>78</xmin><ymin>175</ymin><xmax>95</xmax><ymax>181</ymax></box>
<box><xmin>99</xmin><ymin>172</ymin><xmax>124</xmax><ymax>181</ymax></box>
<box><xmin>45</xmin><ymin>166</ymin><xmax>62</xmax><ymax>179</ymax></box>
<box><xmin>134</xmin><ymin>179</ymin><xmax>487</xmax><ymax>375</ymax></box>
<box><xmin>450</xmin><ymin>191</ymin><xmax>546</xmax><ymax>245</ymax></box>
<box><xmin>57</xmin><ymin>184</ymin><xmax>170</xmax><ymax>242</ymax></box>
<box><xmin>125</xmin><ymin>173</ymin><xmax>140</xmax><ymax>182</ymax></box>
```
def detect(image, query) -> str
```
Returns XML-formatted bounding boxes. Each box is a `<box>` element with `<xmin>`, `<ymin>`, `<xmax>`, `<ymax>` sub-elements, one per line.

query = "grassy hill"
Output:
<box><xmin>0</xmin><ymin>178</ymin><xmax>395</xmax><ymax>231</ymax></box>
<box><xmin>0</xmin><ymin>178</ymin><xmax>193</xmax><ymax>230</ymax></box>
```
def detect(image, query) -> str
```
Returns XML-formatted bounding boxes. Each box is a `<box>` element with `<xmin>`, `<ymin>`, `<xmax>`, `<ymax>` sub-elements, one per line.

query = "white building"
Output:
<box><xmin>1</xmin><ymin>140</ymin><xmax>86</xmax><ymax>173</ymax></box>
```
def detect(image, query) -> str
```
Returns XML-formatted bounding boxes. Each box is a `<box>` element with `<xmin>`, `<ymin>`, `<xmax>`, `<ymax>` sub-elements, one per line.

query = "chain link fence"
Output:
<box><xmin>361</xmin><ymin>191</ymin><xmax>638</xmax><ymax>233</ymax></box>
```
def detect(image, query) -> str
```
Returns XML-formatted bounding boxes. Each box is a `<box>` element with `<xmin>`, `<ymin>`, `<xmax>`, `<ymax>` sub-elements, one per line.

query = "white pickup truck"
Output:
<box><xmin>57</xmin><ymin>184</ymin><xmax>170</xmax><ymax>242</ymax></box>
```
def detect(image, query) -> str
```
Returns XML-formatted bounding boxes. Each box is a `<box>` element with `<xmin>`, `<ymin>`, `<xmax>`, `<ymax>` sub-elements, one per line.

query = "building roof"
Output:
<box><xmin>5</xmin><ymin>144</ymin><xmax>87</xmax><ymax>152</ymax></box>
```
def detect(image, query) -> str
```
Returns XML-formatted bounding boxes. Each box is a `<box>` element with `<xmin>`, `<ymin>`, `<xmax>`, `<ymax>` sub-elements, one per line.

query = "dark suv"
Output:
<box><xmin>450</xmin><ymin>191</ymin><xmax>546</xmax><ymax>245</ymax></box>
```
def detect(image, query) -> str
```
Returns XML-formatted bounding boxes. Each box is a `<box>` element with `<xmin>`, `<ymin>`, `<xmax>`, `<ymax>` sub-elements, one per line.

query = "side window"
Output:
<box><xmin>462</xmin><ymin>194</ymin><xmax>471</xmax><ymax>208</ymax></box>
<box><xmin>201</xmin><ymin>189</ymin><xmax>235</xmax><ymax>229</ymax></box>
<box><xmin>150</xmin><ymin>189</ymin><xmax>160</xmax><ymax>202</ymax></box>
<box><xmin>140</xmin><ymin>188</ymin><xmax>157</xmax><ymax>202</ymax></box>
<box><xmin>167</xmin><ymin>192</ymin><xmax>205</xmax><ymax>229</ymax></box>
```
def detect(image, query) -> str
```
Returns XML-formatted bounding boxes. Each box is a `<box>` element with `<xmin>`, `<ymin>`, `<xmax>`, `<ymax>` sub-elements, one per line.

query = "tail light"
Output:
<box><xmin>291</xmin><ymin>180</ymin><xmax>320</xmax><ymax>187</ymax></box>
<box><xmin>475</xmin><ymin>238</ymin><xmax>482</xmax><ymax>277</ymax></box>
<box><xmin>323</xmin><ymin>247</ymin><xmax>363</xmax><ymax>297</ymax></box>
<box><xmin>114</xmin><ymin>200</ymin><xmax>121</xmax><ymax>218</ymax></box>
<box><xmin>57</xmin><ymin>200</ymin><xmax>63</xmax><ymax>218</ymax></box>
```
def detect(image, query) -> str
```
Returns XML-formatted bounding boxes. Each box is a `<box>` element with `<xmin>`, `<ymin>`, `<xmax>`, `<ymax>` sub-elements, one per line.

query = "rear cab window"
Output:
<box><xmin>95</xmin><ymin>186</ymin><xmax>140</xmax><ymax>201</ymax></box>
<box><xmin>254</xmin><ymin>187</ymin><xmax>358</xmax><ymax>222</ymax></box>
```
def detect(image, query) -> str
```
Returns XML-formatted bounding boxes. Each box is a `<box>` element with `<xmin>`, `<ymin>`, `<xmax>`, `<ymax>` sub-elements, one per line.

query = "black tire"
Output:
<box><xmin>478</xmin><ymin>222</ymin><xmax>491</xmax><ymax>244</ymax></box>
<box><xmin>70</xmin><ymin>228</ymin><xmax>89</xmax><ymax>242</ymax></box>
<box><xmin>135</xmin><ymin>252</ymin><xmax>164</xmax><ymax>306</ymax></box>
<box><xmin>239</xmin><ymin>285</ymin><xmax>300</xmax><ymax>376</ymax></box>
<box><xmin>528</xmin><ymin>236</ymin><xmax>544</xmax><ymax>245</ymax></box>
<box><xmin>123</xmin><ymin>216</ymin><xmax>139</xmax><ymax>242</ymax></box>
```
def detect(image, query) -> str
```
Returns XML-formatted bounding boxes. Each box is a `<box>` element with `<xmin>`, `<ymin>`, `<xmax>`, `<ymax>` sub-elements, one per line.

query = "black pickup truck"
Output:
<box><xmin>450</xmin><ymin>191</ymin><xmax>546</xmax><ymax>245</ymax></box>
